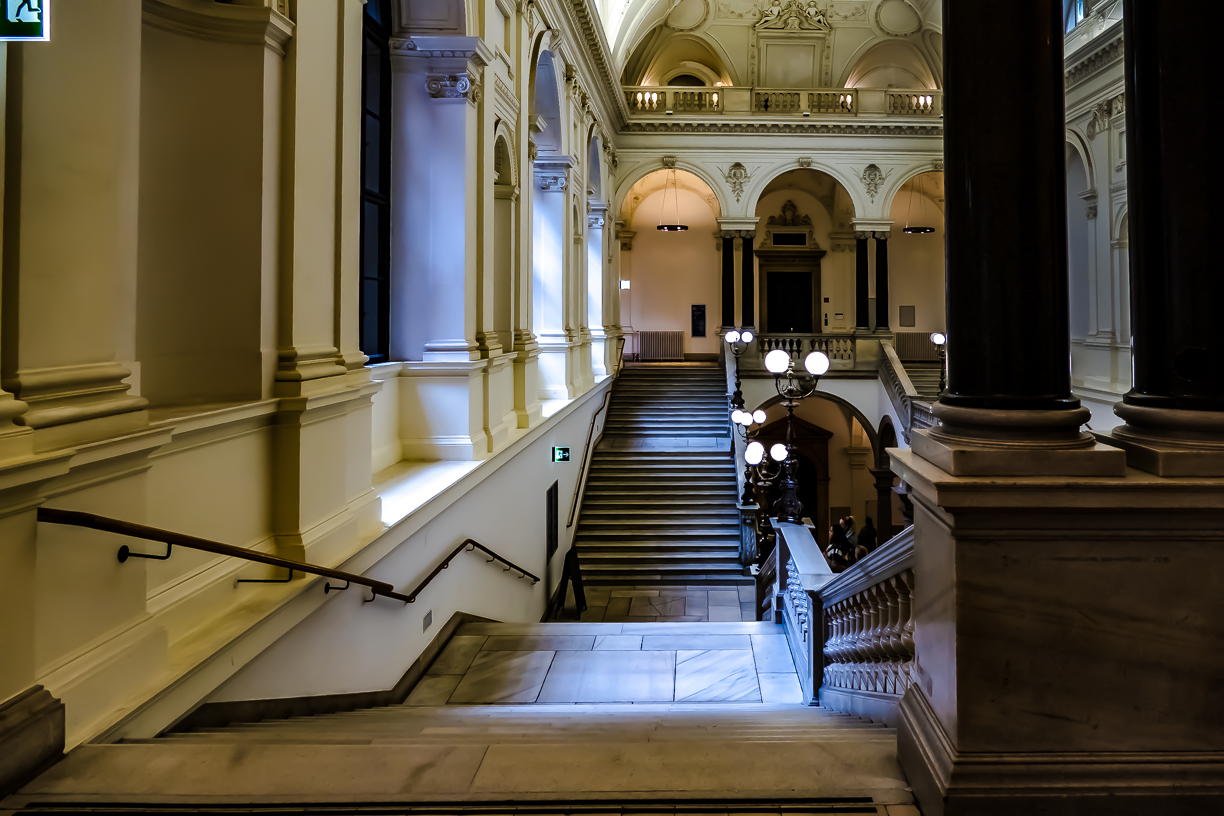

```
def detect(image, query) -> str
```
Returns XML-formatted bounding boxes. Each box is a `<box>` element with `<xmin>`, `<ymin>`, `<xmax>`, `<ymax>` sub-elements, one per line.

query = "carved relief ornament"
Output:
<box><xmin>755</xmin><ymin>0</ymin><xmax>831</xmax><ymax>31</ymax></box>
<box><xmin>723</xmin><ymin>162</ymin><xmax>751</xmax><ymax>202</ymax></box>
<box><xmin>860</xmin><ymin>163</ymin><xmax>892</xmax><ymax>203</ymax></box>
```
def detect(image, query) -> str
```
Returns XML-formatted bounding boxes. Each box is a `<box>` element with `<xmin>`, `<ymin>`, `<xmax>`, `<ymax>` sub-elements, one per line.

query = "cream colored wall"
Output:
<box><xmin>886</xmin><ymin>184</ymin><xmax>945</xmax><ymax>334</ymax></box>
<box><xmin>625</xmin><ymin>187</ymin><xmax>721</xmax><ymax>356</ymax></box>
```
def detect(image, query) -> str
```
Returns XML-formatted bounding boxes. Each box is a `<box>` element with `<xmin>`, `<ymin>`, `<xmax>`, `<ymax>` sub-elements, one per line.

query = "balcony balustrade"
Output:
<box><xmin>622</xmin><ymin>86</ymin><xmax>940</xmax><ymax>118</ymax></box>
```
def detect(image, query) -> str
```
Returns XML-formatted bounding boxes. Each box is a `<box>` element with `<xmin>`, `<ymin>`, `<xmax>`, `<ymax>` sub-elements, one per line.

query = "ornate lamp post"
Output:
<box><xmin>931</xmin><ymin>332</ymin><xmax>947</xmax><ymax>394</ymax></box>
<box><xmin>724</xmin><ymin>328</ymin><xmax>754</xmax><ymax>412</ymax></box>
<box><xmin>731</xmin><ymin>407</ymin><xmax>768</xmax><ymax>503</ymax></box>
<box><xmin>759</xmin><ymin>347</ymin><xmax>829</xmax><ymax>524</ymax></box>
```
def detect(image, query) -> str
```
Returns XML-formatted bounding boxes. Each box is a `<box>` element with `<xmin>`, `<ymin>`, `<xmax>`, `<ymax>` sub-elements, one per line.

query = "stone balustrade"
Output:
<box><xmin>757</xmin><ymin>333</ymin><xmax>857</xmax><ymax>370</ymax></box>
<box><xmin>622</xmin><ymin>86</ymin><xmax>940</xmax><ymax>118</ymax></box>
<box><xmin>816</xmin><ymin>525</ymin><xmax>915</xmax><ymax>725</ymax></box>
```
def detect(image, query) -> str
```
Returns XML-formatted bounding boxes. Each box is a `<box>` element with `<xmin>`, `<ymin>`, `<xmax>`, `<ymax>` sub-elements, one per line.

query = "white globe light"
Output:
<box><xmin>804</xmin><ymin>351</ymin><xmax>830</xmax><ymax>376</ymax></box>
<box><xmin>731</xmin><ymin>410</ymin><xmax>746</xmax><ymax>425</ymax></box>
<box><xmin>745</xmin><ymin>441</ymin><xmax>765</xmax><ymax>465</ymax></box>
<box><xmin>752</xmin><ymin>409</ymin><xmax>767</xmax><ymax>424</ymax></box>
<box><xmin>931</xmin><ymin>332</ymin><xmax>947</xmax><ymax>346</ymax></box>
<box><xmin>741</xmin><ymin>330</ymin><xmax>754</xmax><ymax>343</ymax></box>
<box><xmin>725</xmin><ymin>330</ymin><xmax>741</xmax><ymax>344</ymax></box>
<box><xmin>764</xmin><ymin>349</ymin><xmax>790</xmax><ymax>374</ymax></box>
<box><xmin>738</xmin><ymin>411</ymin><xmax>753</xmax><ymax>426</ymax></box>
<box><xmin>770</xmin><ymin>443</ymin><xmax>789</xmax><ymax>462</ymax></box>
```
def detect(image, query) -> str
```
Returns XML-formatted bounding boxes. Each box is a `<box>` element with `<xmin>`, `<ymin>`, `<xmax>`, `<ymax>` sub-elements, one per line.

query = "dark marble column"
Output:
<box><xmin>938</xmin><ymin>0</ymin><xmax>1077</xmax><ymax>412</ymax></box>
<box><xmin>873</xmin><ymin>233</ymin><xmax>889</xmax><ymax>330</ymax></box>
<box><xmin>1120</xmin><ymin>0</ymin><xmax>1223</xmax><ymax>414</ymax></box>
<box><xmin>721</xmin><ymin>234</ymin><xmax>735</xmax><ymax>328</ymax></box>
<box><xmin>870</xmin><ymin>468</ymin><xmax>894</xmax><ymax>543</ymax></box>
<box><xmin>855</xmin><ymin>233</ymin><xmax>870</xmax><ymax>329</ymax></box>
<box><xmin>741</xmin><ymin>231</ymin><xmax>756</xmax><ymax>328</ymax></box>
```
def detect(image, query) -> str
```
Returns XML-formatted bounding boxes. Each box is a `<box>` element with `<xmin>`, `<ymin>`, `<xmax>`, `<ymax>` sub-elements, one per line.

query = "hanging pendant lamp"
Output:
<box><xmin>902</xmin><ymin>173</ymin><xmax>936</xmax><ymax>234</ymax></box>
<box><xmin>656</xmin><ymin>168</ymin><xmax>689</xmax><ymax>232</ymax></box>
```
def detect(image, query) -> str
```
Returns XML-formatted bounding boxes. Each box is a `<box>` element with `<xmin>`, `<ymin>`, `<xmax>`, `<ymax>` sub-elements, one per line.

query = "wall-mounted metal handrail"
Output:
<box><xmin>565</xmin><ymin>335</ymin><xmax>625</xmax><ymax>530</ymax></box>
<box><xmin>36</xmin><ymin>509</ymin><xmax>538</xmax><ymax>605</ymax></box>
<box><xmin>405</xmin><ymin>538</ymin><xmax>540</xmax><ymax>603</ymax></box>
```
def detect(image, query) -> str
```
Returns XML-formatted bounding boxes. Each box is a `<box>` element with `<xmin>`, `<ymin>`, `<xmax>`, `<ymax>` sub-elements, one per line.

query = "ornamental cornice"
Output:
<box><xmin>1064</xmin><ymin>28</ymin><xmax>1124</xmax><ymax>89</ymax></box>
<box><xmin>389</xmin><ymin>35</ymin><xmax>495</xmax><ymax>67</ymax></box>
<box><xmin>622</xmin><ymin>120</ymin><xmax>943</xmax><ymax>137</ymax></box>
<box><xmin>142</xmin><ymin>0</ymin><xmax>294</xmax><ymax>56</ymax></box>
<box><xmin>560</xmin><ymin>0</ymin><xmax>629</xmax><ymax>126</ymax></box>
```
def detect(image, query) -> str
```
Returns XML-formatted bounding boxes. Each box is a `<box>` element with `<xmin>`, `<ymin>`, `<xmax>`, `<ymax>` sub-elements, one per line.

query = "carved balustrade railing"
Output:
<box><xmin>753</xmin><ymin>89</ymin><xmax>802</xmax><ymax>113</ymax></box>
<box><xmin>758</xmin><ymin>333</ymin><xmax>856</xmax><ymax>370</ymax></box>
<box><xmin>738</xmin><ymin>503</ymin><xmax>759</xmax><ymax>569</ymax></box>
<box><xmin>879</xmin><ymin>341</ymin><xmax>918</xmax><ymax>443</ymax></box>
<box><xmin>886</xmin><ymin>90</ymin><xmax>940</xmax><ymax>115</ymax></box>
<box><xmin>911</xmin><ymin>401</ymin><xmax>936</xmax><ymax>434</ymax></box>
<box><xmin>621</xmin><ymin>86</ymin><xmax>939</xmax><ymax>118</ymax></box>
<box><xmin>816</xmin><ymin>525</ymin><xmax>915</xmax><ymax>722</ymax></box>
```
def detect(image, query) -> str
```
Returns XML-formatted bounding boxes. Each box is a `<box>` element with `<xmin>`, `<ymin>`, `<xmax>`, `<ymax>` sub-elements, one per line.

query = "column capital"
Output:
<box><xmin>717</xmin><ymin>217</ymin><xmax>759</xmax><ymax>238</ymax></box>
<box><xmin>851</xmin><ymin>219</ymin><xmax>893</xmax><ymax>234</ymax></box>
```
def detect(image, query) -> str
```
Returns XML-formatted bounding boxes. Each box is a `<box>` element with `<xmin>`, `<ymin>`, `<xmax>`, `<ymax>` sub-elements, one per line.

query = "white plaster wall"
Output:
<box><xmin>626</xmin><ymin>187</ymin><xmax>720</xmax><ymax>356</ymax></box>
<box><xmin>208</xmin><ymin>383</ymin><xmax>611</xmax><ymax>700</ymax></box>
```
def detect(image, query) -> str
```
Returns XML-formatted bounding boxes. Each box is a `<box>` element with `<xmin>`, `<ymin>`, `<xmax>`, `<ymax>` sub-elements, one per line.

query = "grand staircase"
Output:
<box><xmin>6</xmin><ymin>621</ymin><xmax>916</xmax><ymax>814</ymax></box>
<box><xmin>576</xmin><ymin>366</ymin><xmax>745</xmax><ymax>587</ymax></box>
<box><xmin>903</xmin><ymin>362</ymin><xmax>942</xmax><ymax>404</ymax></box>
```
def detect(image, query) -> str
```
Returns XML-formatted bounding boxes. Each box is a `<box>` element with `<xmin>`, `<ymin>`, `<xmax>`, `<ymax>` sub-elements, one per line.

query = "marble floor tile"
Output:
<box><xmin>403</xmin><ymin>674</ymin><xmax>463</xmax><ymax>705</ymax></box>
<box><xmin>578</xmin><ymin>606</ymin><xmax>607</xmax><ymax>622</ymax></box>
<box><xmin>456</xmin><ymin>622</ymin><xmax>623</xmax><ymax>636</ymax></box>
<box><xmin>886</xmin><ymin>806</ymin><xmax>922</xmax><ymax>816</ymax></box>
<box><xmin>656</xmin><ymin>616</ymin><xmax>705</xmax><ymax>622</ymax></box>
<box><xmin>610</xmin><ymin>589</ymin><xmax>660</xmax><ymax>598</ymax></box>
<box><xmin>583</xmin><ymin>587</ymin><xmax>612</xmax><ymax>605</ymax></box>
<box><xmin>757</xmin><ymin>672</ymin><xmax>803</xmax><ymax>704</ymax></box>
<box><xmin>708</xmin><ymin>590</ymin><xmax>741</xmax><ymax>607</ymax></box>
<box><xmin>536</xmin><ymin>651</ymin><xmax>676</xmax><ymax>703</ymax></box>
<box><xmin>593</xmin><ymin>635</ymin><xmax>643</xmax><ymax>650</ymax></box>
<box><xmin>740</xmin><ymin>602</ymin><xmax>756</xmax><ymax>620</ymax></box>
<box><xmin>619</xmin><ymin>622</ymin><xmax>780</xmax><ymax>635</ymax></box>
<box><xmin>751</xmin><ymin>635</ymin><xmax>796</xmax><ymax>673</ymax></box>
<box><xmin>674</xmin><ymin>650</ymin><xmax>761</xmax><ymax>702</ymax></box>
<box><xmin>641</xmin><ymin>634</ymin><xmax>752</xmax><ymax>651</ymax></box>
<box><xmin>629</xmin><ymin>596</ymin><xmax>687</xmax><ymax>617</ymax></box>
<box><xmin>448</xmin><ymin>650</ymin><xmax>556</xmax><ymax>704</ymax></box>
<box><xmin>482</xmin><ymin>635</ymin><xmax>595</xmax><ymax>651</ymax></box>
<box><xmin>738</xmin><ymin>584</ymin><xmax>755</xmax><ymax>603</ymax></box>
<box><xmin>427</xmin><ymin>636</ymin><xmax>487</xmax><ymax>675</ymax></box>
<box><xmin>708</xmin><ymin>606</ymin><xmax>742</xmax><ymax>622</ymax></box>
<box><xmin>684</xmin><ymin>591</ymin><xmax>709</xmax><ymax>618</ymax></box>
<box><xmin>605</xmin><ymin>597</ymin><xmax>631</xmax><ymax>616</ymax></box>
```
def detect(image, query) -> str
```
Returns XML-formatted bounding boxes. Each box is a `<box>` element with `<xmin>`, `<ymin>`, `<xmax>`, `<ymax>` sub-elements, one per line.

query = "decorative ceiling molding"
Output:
<box><xmin>1065</xmin><ymin>32</ymin><xmax>1123</xmax><ymax>89</ymax></box>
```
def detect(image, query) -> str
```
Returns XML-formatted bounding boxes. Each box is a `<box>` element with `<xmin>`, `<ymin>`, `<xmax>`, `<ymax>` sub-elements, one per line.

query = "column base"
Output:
<box><xmin>399</xmin><ymin>360</ymin><xmax>491</xmax><ymax>460</ymax></box>
<box><xmin>900</xmin><ymin>685</ymin><xmax>1224</xmax><ymax>816</ymax></box>
<box><xmin>913</xmin><ymin>404</ymin><xmax>1126</xmax><ymax>476</ymax></box>
<box><xmin>1098</xmin><ymin>403</ymin><xmax>1224</xmax><ymax>476</ymax></box>
<box><xmin>512</xmin><ymin>342</ymin><xmax>543</xmax><ymax>430</ymax></box>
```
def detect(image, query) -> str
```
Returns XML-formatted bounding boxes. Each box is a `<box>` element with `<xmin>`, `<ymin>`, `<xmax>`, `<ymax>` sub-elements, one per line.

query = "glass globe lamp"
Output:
<box><xmin>803</xmin><ymin>351</ymin><xmax>830</xmax><ymax>376</ymax></box>
<box><xmin>931</xmin><ymin>332</ymin><xmax>946</xmax><ymax>346</ymax></box>
<box><xmin>745</xmin><ymin>441</ymin><xmax>765</xmax><ymax>465</ymax></box>
<box><xmin>725</xmin><ymin>330</ymin><xmax>741</xmax><ymax>344</ymax></box>
<box><xmin>770</xmin><ymin>443</ymin><xmax>789</xmax><ymax>462</ymax></box>
<box><xmin>741</xmin><ymin>330</ymin><xmax>754</xmax><ymax>343</ymax></box>
<box><xmin>764</xmin><ymin>349</ymin><xmax>790</xmax><ymax>374</ymax></box>
<box><xmin>752</xmin><ymin>409</ymin><xmax>767</xmax><ymax>424</ymax></box>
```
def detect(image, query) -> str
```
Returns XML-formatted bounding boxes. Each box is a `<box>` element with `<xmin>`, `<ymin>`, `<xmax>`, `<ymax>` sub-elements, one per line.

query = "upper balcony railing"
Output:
<box><xmin>623</xmin><ymin>86</ymin><xmax>941</xmax><ymax>118</ymax></box>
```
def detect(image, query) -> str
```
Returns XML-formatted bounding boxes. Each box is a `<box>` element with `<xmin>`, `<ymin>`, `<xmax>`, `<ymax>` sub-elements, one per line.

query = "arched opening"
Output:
<box><xmin>619</xmin><ymin>168</ymin><xmax>721</xmax><ymax>360</ymax></box>
<box><xmin>1066</xmin><ymin>148</ymin><xmax>1091</xmax><ymax>343</ymax></box>
<box><xmin>491</xmin><ymin>135</ymin><xmax>516</xmax><ymax>353</ymax></box>
<box><xmin>748</xmin><ymin>394</ymin><xmax>877</xmax><ymax>551</ymax></box>
<box><xmin>752</xmin><ymin>169</ymin><xmax>855</xmax><ymax>335</ymax></box>
<box><xmin>531</xmin><ymin>50</ymin><xmax>573</xmax><ymax>399</ymax></box>
<box><xmin>622</xmin><ymin>28</ymin><xmax>734</xmax><ymax>87</ymax></box>
<box><xmin>842</xmin><ymin>40</ymin><xmax>939</xmax><ymax>89</ymax></box>
<box><xmin>887</xmin><ymin>171</ymin><xmax>945</xmax><ymax>334</ymax></box>
<box><xmin>586</xmin><ymin>137</ymin><xmax>608</xmax><ymax>378</ymax></box>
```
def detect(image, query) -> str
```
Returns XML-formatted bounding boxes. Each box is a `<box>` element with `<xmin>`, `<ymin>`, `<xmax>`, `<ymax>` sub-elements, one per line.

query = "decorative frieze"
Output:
<box><xmin>537</xmin><ymin>174</ymin><xmax>567</xmax><ymax>192</ymax></box>
<box><xmin>426</xmin><ymin>73</ymin><xmax>478</xmax><ymax>104</ymax></box>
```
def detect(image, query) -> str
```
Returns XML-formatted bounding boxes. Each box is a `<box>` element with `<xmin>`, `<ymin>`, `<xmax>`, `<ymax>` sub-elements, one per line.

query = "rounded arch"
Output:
<box><xmin>748</xmin><ymin>390</ymin><xmax>881</xmax><ymax>463</ymax></box>
<box><xmin>839</xmin><ymin>39</ymin><xmax>939</xmax><ymax>90</ymax></box>
<box><xmin>744</xmin><ymin>161</ymin><xmax>864</xmax><ymax>220</ymax></box>
<box><xmin>613</xmin><ymin>158</ymin><xmax>728</xmax><ymax>221</ymax></box>
<box><xmin>1113</xmin><ymin>207</ymin><xmax>1128</xmax><ymax>243</ymax></box>
<box><xmin>877</xmin><ymin>414</ymin><xmax>899</xmax><ymax>470</ymax></box>
<box><xmin>585</xmin><ymin>126</ymin><xmax>604</xmax><ymax>200</ymax></box>
<box><xmin>1065</xmin><ymin>128</ymin><xmax>1096</xmax><ymax>191</ymax></box>
<box><xmin>875</xmin><ymin>161</ymin><xmax>943</xmax><ymax>217</ymax></box>
<box><xmin>493</xmin><ymin>122</ymin><xmax>517</xmax><ymax>188</ymax></box>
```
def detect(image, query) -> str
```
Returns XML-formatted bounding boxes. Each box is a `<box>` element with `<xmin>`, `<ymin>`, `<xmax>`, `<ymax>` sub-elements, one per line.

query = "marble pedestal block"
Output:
<box><xmin>889</xmin><ymin>448</ymin><xmax>1224</xmax><ymax>816</ymax></box>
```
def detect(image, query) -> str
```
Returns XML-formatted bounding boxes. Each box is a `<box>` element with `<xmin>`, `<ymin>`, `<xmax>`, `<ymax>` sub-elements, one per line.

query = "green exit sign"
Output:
<box><xmin>552</xmin><ymin>447</ymin><xmax>570</xmax><ymax>463</ymax></box>
<box><xmin>0</xmin><ymin>0</ymin><xmax>49</xmax><ymax>41</ymax></box>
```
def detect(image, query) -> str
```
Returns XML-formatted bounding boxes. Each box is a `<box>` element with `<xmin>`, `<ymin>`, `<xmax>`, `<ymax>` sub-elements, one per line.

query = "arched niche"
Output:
<box><xmin>613</xmin><ymin>159</ymin><xmax>727</xmax><ymax>222</ymax></box>
<box><xmin>1066</xmin><ymin>147</ymin><xmax>1091</xmax><ymax>342</ymax></box>
<box><xmin>491</xmin><ymin>132</ymin><xmax>517</xmax><ymax>352</ymax></box>
<box><xmin>840</xmin><ymin>39</ymin><xmax>939</xmax><ymax>90</ymax></box>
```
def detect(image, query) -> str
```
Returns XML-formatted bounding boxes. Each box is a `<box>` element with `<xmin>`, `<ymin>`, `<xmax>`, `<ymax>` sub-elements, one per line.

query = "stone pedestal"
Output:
<box><xmin>890</xmin><ymin>447</ymin><xmax>1224</xmax><ymax>815</ymax></box>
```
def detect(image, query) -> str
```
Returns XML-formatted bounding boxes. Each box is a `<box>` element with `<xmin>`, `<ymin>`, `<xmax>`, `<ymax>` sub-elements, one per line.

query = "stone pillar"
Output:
<box><xmin>721</xmin><ymin>234</ymin><xmax>735</xmax><ymax>329</ymax></box>
<box><xmin>873</xmin><ymin>232</ymin><xmax>889</xmax><ymax>330</ymax></box>
<box><xmin>855</xmin><ymin>233</ymin><xmax>870</xmax><ymax>330</ymax></box>
<box><xmin>513</xmin><ymin>142</ymin><xmax>542</xmax><ymax>430</ymax></box>
<box><xmin>586</xmin><ymin>207</ymin><xmax>607</xmax><ymax>379</ymax></box>
<box><xmin>741</xmin><ymin>231</ymin><xmax>756</xmax><ymax>329</ymax></box>
<box><xmin>531</xmin><ymin>157</ymin><xmax>576</xmax><ymax>400</ymax></box>
<box><xmin>912</xmin><ymin>0</ymin><xmax>1124</xmax><ymax>476</ymax></box>
<box><xmin>1101</xmin><ymin>0</ymin><xmax>1224</xmax><ymax>475</ymax></box>
<box><xmin>1</xmin><ymin>1</ymin><xmax>148</xmax><ymax>451</ymax></box>
<box><xmin>391</xmin><ymin>37</ymin><xmax>495</xmax><ymax>458</ymax></box>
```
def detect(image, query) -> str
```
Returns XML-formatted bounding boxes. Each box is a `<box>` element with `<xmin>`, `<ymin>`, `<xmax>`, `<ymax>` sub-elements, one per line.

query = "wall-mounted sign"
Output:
<box><xmin>691</xmin><ymin>304</ymin><xmax>706</xmax><ymax>338</ymax></box>
<box><xmin>552</xmin><ymin>446</ymin><xmax>570</xmax><ymax>462</ymax></box>
<box><xmin>0</xmin><ymin>0</ymin><xmax>49</xmax><ymax>41</ymax></box>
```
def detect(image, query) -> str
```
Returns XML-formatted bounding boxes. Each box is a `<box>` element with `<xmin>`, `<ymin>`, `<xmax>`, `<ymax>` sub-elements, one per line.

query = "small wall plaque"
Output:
<box><xmin>691</xmin><ymin>305</ymin><xmax>706</xmax><ymax>338</ymax></box>
<box><xmin>552</xmin><ymin>446</ymin><xmax>570</xmax><ymax>462</ymax></box>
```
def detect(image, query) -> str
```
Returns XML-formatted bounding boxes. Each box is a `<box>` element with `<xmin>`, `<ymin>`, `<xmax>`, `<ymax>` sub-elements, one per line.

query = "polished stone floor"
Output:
<box><xmin>560</xmin><ymin>584</ymin><xmax>757</xmax><ymax>622</ymax></box>
<box><xmin>409</xmin><ymin>621</ymin><xmax>803</xmax><ymax>706</ymax></box>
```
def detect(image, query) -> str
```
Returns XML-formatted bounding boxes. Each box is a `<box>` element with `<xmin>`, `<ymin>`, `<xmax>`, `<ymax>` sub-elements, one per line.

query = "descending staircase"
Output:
<box><xmin>576</xmin><ymin>366</ymin><xmax>745</xmax><ymax>587</ymax></box>
<box><xmin>6</xmin><ymin>621</ymin><xmax>915</xmax><ymax>814</ymax></box>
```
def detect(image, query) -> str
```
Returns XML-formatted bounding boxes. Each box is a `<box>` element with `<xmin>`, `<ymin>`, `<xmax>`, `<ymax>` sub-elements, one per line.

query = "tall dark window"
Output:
<box><xmin>360</xmin><ymin>0</ymin><xmax>392</xmax><ymax>363</ymax></box>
